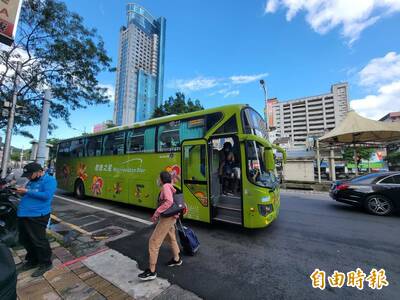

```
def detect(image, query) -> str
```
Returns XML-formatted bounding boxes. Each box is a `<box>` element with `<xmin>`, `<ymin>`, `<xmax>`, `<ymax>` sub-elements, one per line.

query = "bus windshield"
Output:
<box><xmin>242</xmin><ymin>108</ymin><xmax>268</xmax><ymax>140</ymax></box>
<box><xmin>245</xmin><ymin>140</ymin><xmax>276</xmax><ymax>188</ymax></box>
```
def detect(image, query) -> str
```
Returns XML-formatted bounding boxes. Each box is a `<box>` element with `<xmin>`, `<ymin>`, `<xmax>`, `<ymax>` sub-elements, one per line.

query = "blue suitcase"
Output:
<box><xmin>176</xmin><ymin>219</ymin><xmax>199</xmax><ymax>256</ymax></box>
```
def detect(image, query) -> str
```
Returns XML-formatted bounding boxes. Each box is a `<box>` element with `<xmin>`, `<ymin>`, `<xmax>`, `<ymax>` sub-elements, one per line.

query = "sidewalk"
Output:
<box><xmin>13</xmin><ymin>223</ymin><xmax>201</xmax><ymax>300</ymax></box>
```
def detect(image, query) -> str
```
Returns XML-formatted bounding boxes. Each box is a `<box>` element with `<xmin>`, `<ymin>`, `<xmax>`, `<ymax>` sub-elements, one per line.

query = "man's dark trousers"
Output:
<box><xmin>18</xmin><ymin>214</ymin><xmax>52</xmax><ymax>265</ymax></box>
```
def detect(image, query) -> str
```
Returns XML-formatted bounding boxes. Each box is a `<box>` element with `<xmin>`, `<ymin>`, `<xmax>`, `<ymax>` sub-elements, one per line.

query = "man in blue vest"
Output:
<box><xmin>15</xmin><ymin>162</ymin><xmax>57</xmax><ymax>278</ymax></box>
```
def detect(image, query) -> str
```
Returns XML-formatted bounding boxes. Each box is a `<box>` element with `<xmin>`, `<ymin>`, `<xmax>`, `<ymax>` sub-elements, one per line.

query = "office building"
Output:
<box><xmin>113</xmin><ymin>3</ymin><xmax>166</xmax><ymax>126</ymax></box>
<box><xmin>268</xmin><ymin>83</ymin><xmax>349</xmax><ymax>148</ymax></box>
<box><xmin>379</xmin><ymin>112</ymin><xmax>400</xmax><ymax>123</ymax></box>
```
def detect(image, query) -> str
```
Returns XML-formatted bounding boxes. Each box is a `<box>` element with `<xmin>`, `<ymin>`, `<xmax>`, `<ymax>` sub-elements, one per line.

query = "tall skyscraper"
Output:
<box><xmin>113</xmin><ymin>3</ymin><xmax>166</xmax><ymax>126</ymax></box>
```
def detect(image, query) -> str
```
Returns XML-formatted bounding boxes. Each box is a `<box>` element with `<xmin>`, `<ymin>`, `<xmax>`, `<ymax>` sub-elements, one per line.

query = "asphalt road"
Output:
<box><xmin>52</xmin><ymin>190</ymin><xmax>400</xmax><ymax>300</ymax></box>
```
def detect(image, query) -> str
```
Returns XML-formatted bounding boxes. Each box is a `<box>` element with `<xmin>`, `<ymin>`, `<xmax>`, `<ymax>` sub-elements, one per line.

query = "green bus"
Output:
<box><xmin>56</xmin><ymin>104</ymin><xmax>285</xmax><ymax>228</ymax></box>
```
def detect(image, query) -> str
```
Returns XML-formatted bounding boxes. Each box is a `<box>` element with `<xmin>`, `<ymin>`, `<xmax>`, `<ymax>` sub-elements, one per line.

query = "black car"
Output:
<box><xmin>330</xmin><ymin>172</ymin><xmax>400</xmax><ymax>216</ymax></box>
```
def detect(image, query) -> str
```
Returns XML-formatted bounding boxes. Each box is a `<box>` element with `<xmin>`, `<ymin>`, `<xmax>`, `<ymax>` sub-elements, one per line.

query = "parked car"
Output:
<box><xmin>330</xmin><ymin>172</ymin><xmax>400</xmax><ymax>216</ymax></box>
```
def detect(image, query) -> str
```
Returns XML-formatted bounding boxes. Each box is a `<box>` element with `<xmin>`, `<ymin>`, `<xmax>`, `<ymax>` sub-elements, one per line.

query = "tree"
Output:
<box><xmin>152</xmin><ymin>92</ymin><xmax>204</xmax><ymax>118</ymax></box>
<box><xmin>0</xmin><ymin>0</ymin><xmax>112</xmax><ymax>133</ymax></box>
<box><xmin>343</xmin><ymin>147</ymin><xmax>375</xmax><ymax>166</ymax></box>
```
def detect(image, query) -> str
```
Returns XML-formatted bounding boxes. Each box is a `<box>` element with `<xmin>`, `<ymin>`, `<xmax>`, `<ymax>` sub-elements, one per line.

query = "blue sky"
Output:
<box><xmin>9</xmin><ymin>0</ymin><xmax>400</xmax><ymax>148</ymax></box>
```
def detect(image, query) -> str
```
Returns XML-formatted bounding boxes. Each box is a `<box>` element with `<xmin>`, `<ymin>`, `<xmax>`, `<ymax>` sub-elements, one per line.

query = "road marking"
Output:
<box><xmin>51</xmin><ymin>214</ymin><xmax>91</xmax><ymax>235</ymax></box>
<box><xmin>54</xmin><ymin>195</ymin><xmax>153</xmax><ymax>225</ymax></box>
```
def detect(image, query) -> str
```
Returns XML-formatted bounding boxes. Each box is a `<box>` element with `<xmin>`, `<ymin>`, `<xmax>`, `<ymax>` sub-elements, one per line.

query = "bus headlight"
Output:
<box><xmin>258</xmin><ymin>204</ymin><xmax>273</xmax><ymax>216</ymax></box>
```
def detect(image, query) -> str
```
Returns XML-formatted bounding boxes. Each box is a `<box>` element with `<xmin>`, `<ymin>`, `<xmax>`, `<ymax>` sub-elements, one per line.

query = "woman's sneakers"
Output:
<box><xmin>167</xmin><ymin>257</ymin><xmax>183</xmax><ymax>267</ymax></box>
<box><xmin>138</xmin><ymin>269</ymin><xmax>157</xmax><ymax>281</ymax></box>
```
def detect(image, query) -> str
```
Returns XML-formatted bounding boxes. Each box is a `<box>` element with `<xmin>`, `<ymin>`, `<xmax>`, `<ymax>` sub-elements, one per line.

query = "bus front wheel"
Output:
<box><xmin>74</xmin><ymin>180</ymin><xmax>85</xmax><ymax>200</ymax></box>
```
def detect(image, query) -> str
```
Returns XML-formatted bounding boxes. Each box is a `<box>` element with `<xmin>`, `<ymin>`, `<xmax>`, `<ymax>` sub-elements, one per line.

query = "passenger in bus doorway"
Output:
<box><xmin>219</xmin><ymin>142</ymin><xmax>240</xmax><ymax>195</ymax></box>
<box><xmin>138</xmin><ymin>171</ymin><xmax>182</xmax><ymax>281</ymax></box>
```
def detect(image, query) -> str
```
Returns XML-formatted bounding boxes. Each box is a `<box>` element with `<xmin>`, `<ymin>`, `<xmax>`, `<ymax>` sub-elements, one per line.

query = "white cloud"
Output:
<box><xmin>224</xmin><ymin>90</ymin><xmax>240</xmax><ymax>98</ymax></box>
<box><xmin>359</xmin><ymin>52</ymin><xmax>400</xmax><ymax>87</ymax></box>
<box><xmin>229</xmin><ymin>72</ymin><xmax>268</xmax><ymax>84</ymax></box>
<box><xmin>99</xmin><ymin>84</ymin><xmax>115</xmax><ymax>101</ymax></box>
<box><xmin>208</xmin><ymin>88</ymin><xmax>240</xmax><ymax>98</ymax></box>
<box><xmin>351</xmin><ymin>52</ymin><xmax>400</xmax><ymax>120</ymax></box>
<box><xmin>351</xmin><ymin>80</ymin><xmax>400</xmax><ymax>120</ymax></box>
<box><xmin>264</xmin><ymin>0</ymin><xmax>400</xmax><ymax>44</ymax></box>
<box><xmin>168</xmin><ymin>72</ymin><xmax>268</xmax><ymax>96</ymax></box>
<box><xmin>168</xmin><ymin>77</ymin><xmax>219</xmax><ymax>91</ymax></box>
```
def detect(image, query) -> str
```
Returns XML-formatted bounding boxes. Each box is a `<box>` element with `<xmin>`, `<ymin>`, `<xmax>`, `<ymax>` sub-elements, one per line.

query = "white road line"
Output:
<box><xmin>54</xmin><ymin>195</ymin><xmax>152</xmax><ymax>225</ymax></box>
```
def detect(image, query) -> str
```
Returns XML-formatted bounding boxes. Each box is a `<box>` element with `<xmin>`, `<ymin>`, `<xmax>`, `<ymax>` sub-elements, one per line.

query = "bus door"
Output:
<box><xmin>209</xmin><ymin>136</ymin><xmax>242</xmax><ymax>225</ymax></box>
<box><xmin>181</xmin><ymin>140</ymin><xmax>210</xmax><ymax>223</ymax></box>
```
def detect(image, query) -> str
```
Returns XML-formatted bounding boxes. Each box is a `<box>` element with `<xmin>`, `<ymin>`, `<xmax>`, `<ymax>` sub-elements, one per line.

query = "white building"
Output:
<box><xmin>270</xmin><ymin>83</ymin><xmax>349</xmax><ymax>148</ymax></box>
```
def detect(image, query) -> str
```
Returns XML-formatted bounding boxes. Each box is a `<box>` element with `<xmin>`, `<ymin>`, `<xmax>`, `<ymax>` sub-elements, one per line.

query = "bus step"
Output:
<box><xmin>213</xmin><ymin>216</ymin><xmax>242</xmax><ymax>225</ymax></box>
<box><xmin>218</xmin><ymin>195</ymin><xmax>241</xmax><ymax>207</ymax></box>
<box><xmin>216</xmin><ymin>204</ymin><xmax>241</xmax><ymax>211</ymax></box>
<box><xmin>214</xmin><ymin>207</ymin><xmax>242</xmax><ymax>225</ymax></box>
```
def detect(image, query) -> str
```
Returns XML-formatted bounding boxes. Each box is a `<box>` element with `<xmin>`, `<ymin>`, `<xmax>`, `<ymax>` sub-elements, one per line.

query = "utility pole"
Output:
<box><xmin>36</xmin><ymin>89</ymin><xmax>51</xmax><ymax>167</ymax></box>
<box><xmin>1</xmin><ymin>62</ymin><xmax>21</xmax><ymax>179</ymax></box>
<box><xmin>19</xmin><ymin>148</ymin><xmax>24</xmax><ymax>168</ymax></box>
<box><xmin>260</xmin><ymin>79</ymin><xmax>270</xmax><ymax>142</ymax></box>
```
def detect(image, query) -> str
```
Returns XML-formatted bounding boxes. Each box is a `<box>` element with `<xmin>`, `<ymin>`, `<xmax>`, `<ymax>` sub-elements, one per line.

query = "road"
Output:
<box><xmin>51</xmin><ymin>190</ymin><xmax>400</xmax><ymax>300</ymax></box>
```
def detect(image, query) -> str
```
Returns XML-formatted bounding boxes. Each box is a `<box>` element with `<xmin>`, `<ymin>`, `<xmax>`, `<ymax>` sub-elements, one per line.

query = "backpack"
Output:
<box><xmin>176</xmin><ymin>219</ymin><xmax>200</xmax><ymax>256</ymax></box>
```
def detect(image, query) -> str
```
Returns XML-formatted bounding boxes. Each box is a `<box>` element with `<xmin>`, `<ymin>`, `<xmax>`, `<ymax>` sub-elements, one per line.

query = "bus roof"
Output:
<box><xmin>58</xmin><ymin>104</ymin><xmax>249</xmax><ymax>143</ymax></box>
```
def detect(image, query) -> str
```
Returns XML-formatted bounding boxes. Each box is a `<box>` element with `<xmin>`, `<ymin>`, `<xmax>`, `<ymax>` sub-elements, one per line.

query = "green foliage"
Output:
<box><xmin>152</xmin><ymin>92</ymin><xmax>204</xmax><ymax>118</ymax></box>
<box><xmin>0</xmin><ymin>0</ymin><xmax>112</xmax><ymax>132</ymax></box>
<box><xmin>386</xmin><ymin>151</ymin><xmax>400</xmax><ymax>164</ymax></box>
<box><xmin>343</xmin><ymin>147</ymin><xmax>375</xmax><ymax>163</ymax></box>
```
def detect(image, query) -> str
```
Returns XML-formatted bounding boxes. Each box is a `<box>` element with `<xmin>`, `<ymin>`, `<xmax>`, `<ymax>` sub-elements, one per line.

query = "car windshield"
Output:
<box><xmin>245</xmin><ymin>141</ymin><xmax>276</xmax><ymax>188</ymax></box>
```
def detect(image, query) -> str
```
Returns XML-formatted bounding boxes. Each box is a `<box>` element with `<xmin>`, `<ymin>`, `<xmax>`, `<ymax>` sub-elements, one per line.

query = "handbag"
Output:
<box><xmin>160</xmin><ymin>193</ymin><xmax>186</xmax><ymax>217</ymax></box>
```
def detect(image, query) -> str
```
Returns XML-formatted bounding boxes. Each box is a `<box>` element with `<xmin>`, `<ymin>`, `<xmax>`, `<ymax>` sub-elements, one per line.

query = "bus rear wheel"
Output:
<box><xmin>74</xmin><ymin>180</ymin><xmax>85</xmax><ymax>200</ymax></box>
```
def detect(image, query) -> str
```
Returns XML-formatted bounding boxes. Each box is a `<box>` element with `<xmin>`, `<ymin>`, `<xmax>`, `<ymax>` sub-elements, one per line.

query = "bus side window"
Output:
<box><xmin>158</xmin><ymin>122</ymin><xmax>180</xmax><ymax>152</ymax></box>
<box><xmin>86</xmin><ymin>136</ymin><xmax>103</xmax><ymax>157</ymax></box>
<box><xmin>58</xmin><ymin>141</ymin><xmax>71</xmax><ymax>157</ymax></box>
<box><xmin>103</xmin><ymin>132</ymin><xmax>125</xmax><ymax>155</ymax></box>
<box><xmin>70</xmin><ymin>139</ymin><xmax>85</xmax><ymax>158</ymax></box>
<box><xmin>127</xmin><ymin>128</ymin><xmax>145</xmax><ymax>153</ymax></box>
<box><xmin>127</xmin><ymin>127</ymin><xmax>155</xmax><ymax>153</ymax></box>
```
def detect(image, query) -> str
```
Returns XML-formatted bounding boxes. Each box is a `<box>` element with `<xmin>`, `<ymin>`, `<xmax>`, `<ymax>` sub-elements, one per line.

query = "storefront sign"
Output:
<box><xmin>0</xmin><ymin>0</ymin><xmax>23</xmax><ymax>46</ymax></box>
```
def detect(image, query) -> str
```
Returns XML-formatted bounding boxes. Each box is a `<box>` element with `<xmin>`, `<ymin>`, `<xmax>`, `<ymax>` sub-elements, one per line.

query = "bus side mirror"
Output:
<box><xmin>264</xmin><ymin>149</ymin><xmax>275</xmax><ymax>172</ymax></box>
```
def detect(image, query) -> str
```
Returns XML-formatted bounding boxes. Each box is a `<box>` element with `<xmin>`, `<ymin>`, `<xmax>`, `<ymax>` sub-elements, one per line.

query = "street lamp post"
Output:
<box><xmin>36</xmin><ymin>89</ymin><xmax>52</xmax><ymax>167</ymax></box>
<box><xmin>260</xmin><ymin>79</ymin><xmax>270</xmax><ymax>141</ymax></box>
<box><xmin>1</xmin><ymin>62</ymin><xmax>21</xmax><ymax>179</ymax></box>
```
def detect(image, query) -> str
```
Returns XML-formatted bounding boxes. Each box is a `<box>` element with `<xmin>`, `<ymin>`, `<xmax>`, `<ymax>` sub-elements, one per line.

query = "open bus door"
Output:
<box><xmin>181</xmin><ymin>140</ymin><xmax>211</xmax><ymax>223</ymax></box>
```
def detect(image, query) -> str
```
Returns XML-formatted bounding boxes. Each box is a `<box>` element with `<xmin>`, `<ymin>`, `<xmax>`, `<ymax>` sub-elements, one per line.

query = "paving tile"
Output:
<box><xmin>68</xmin><ymin>261</ymin><xmax>84</xmax><ymax>271</ymax></box>
<box><xmin>96</xmin><ymin>282</ymin><xmax>113</xmax><ymax>296</ymax></box>
<box><xmin>17</xmin><ymin>279</ymin><xmax>60</xmax><ymax>300</ymax></box>
<box><xmin>99</xmin><ymin>285</ymin><xmax>123</xmax><ymax>298</ymax></box>
<box><xmin>50</xmin><ymin>241</ymin><xmax>61</xmax><ymax>249</ymax></box>
<box><xmin>44</xmin><ymin>266</ymin><xmax>70</xmax><ymax>282</ymax></box>
<box><xmin>52</xmin><ymin>258</ymin><xmax>63</xmax><ymax>267</ymax></box>
<box><xmin>47</xmin><ymin>271</ymin><xmax>82</xmax><ymax>292</ymax></box>
<box><xmin>86</xmin><ymin>292</ymin><xmax>107</xmax><ymax>300</ymax></box>
<box><xmin>73</xmin><ymin>266</ymin><xmax>91</xmax><ymax>275</ymax></box>
<box><xmin>85</xmin><ymin>275</ymin><xmax>104</xmax><ymax>287</ymax></box>
<box><xmin>106</xmin><ymin>292</ymin><xmax>130</xmax><ymax>300</ymax></box>
<box><xmin>79</xmin><ymin>271</ymin><xmax>96</xmax><ymax>281</ymax></box>
<box><xmin>17</xmin><ymin>271</ymin><xmax>43</xmax><ymax>288</ymax></box>
<box><xmin>90</xmin><ymin>278</ymin><xmax>111</xmax><ymax>291</ymax></box>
